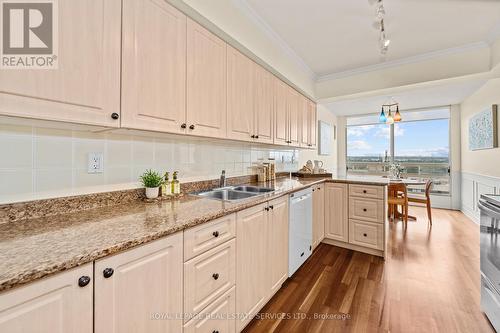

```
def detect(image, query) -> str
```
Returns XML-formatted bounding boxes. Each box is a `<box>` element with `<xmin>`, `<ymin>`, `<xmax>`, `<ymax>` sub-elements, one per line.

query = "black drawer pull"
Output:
<box><xmin>363</xmin><ymin>208</ymin><xmax>367</xmax><ymax>212</ymax></box>
<box><xmin>212</xmin><ymin>231</ymin><xmax>219</xmax><ymax>237</ymax></box>
<box><xmin>363</xmin><ymin>233</ymin><xmax>367</xmax><ymax>237</ymax></box>
<box><xmin>300</xmin><ymin>252</ymin><xmax>304</xmax><ymax>257</ymax></box>
<box><xmin>212</xmin><ymin>273</ymin><xmax>219</xmax><ymax>280</ymax></box>
<box><xmin>103</xmin><ymin>268</ymin><xmax>114</xmax><ymax>278</ymax></box>
<box><xmin>78</xmin><ymin>276</ymin><xmax>91</xmax><ymax>287</ymax></box>
<box><xmin>363</xmin><ymin>190</ymin><xmax>367</xmax><ymax>194</ymax></box>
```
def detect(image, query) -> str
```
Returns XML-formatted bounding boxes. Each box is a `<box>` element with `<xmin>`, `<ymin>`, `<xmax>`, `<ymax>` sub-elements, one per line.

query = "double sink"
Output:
<box><xmin>194</xmin><ymin>185</ymin><xmax>275</xmax><ymax>202</ymax></box>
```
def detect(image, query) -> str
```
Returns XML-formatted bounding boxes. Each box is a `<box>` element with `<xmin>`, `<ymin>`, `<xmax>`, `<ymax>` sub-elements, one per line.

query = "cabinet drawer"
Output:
<box><xmin>349</xmin><ymin>184</ymin><xmax>384</xmax><ymax>200</ymax></box>
<box><xmin>184</xmin><ymin>214</ymin><xmax>236</xmax><ymax>261</ymax></box>
<box><xmin>184</xmin><ymin>287</ymin><xmax>236</xmax><ymax>333</ymax></box>
<box><xmin>349</xmin><ymin>219</ymin><xmax>383</xmax><ymax>250</ymax></box>
<box><xmin>184</xmin><ymin>239</ymin><xmax>236</xmax><ymax>317</ymax></box>
<box><xmin>349</xmin><ymin>197</ymin><xmax>384</xmax><ymax>223</ymax></box>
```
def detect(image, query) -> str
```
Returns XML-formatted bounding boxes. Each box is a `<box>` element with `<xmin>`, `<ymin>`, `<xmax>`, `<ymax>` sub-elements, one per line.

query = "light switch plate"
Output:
<box><xmin>88</xmin><ymin>152</ymin><xmax>104</xmax><ymax>174</ymax></box>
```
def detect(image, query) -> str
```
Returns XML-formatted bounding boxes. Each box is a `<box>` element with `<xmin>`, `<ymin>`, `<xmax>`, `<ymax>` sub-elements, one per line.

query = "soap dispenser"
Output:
<box><xmin>162</xmin><ymin>172</ymin><xmax>170</xmax><ymax>197</ymax></box>
<box><xmin>171</xmin><ymin>171</ymin><xmax>180</xmax><ymax>195</ymax></box>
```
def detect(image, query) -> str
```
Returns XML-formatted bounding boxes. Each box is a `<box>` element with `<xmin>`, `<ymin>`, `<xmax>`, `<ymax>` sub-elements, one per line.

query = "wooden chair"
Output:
<box><xmin>387</xmin><ymin>183</ymin><xmax>408</xmax><ymax>227</ymax></box>
<box><xmin>408</xmin><ymin>180</ymin><xmax>433</xmax><ymax>225</ymax></box>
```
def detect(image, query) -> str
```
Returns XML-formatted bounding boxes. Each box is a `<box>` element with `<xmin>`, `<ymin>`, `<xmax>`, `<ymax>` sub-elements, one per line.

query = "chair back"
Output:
<box><xmin>424</xmin><ymin>180</ymin><xmax>433</xmax><ymax>198</ymax></box>
<box><xmin>388</xmin><ymin>182</ymin><xmax>407</xmax><ymax>198</ymax></box>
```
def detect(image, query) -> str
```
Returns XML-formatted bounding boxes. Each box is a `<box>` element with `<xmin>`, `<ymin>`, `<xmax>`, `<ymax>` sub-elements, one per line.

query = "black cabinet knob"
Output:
<box><xmin>264</xmin><ymin>207</ymin><xmax>269</xmax><ymax>211</ymax></box>
<box><xmin>181</xmin><ymin>123</ymin><xmax>187</xmax><ymax>129</ymax></box>
<box><xmin>103</xmin><ymin>268</ymin><xmax>114</xmax><ymax>278</ymax></box>
<box><xmin>363</xmin><ymin>190</ymin><xmax>367</xmax><ymax>194</ymax></box>
<box><xmin>363</xmin><ymin>233</ymin><xmax>367</xmax><ymax>237</ymax></box>
<box><xmin>78</xmin><ymin>276</ymin><xmax>91</xmax><ymax>287</ymax></box>
<box><xmin>189</xmin><ymin>124</ymin><xmax>195</xmax><ymax>130</ymax></box>
<box><xmin>255</xmin><ymin>135</ymin><xmax>259</xmax><ymax>139</ymax></box>
<box><xmin>363</xmin><ymin>208</ymin><xmax>367</xmax><ymax>212</ymax></box>
<box><xmin>212</xmin><ymin>273</ymin><xmax>219</xmax><ymax>280</ymax></box>
<box><xmin>213</xmin><ymin>331</ymin><xmax>219</xmax><ymax>333</ymax></box>
<box><xmin>269</xmin><ymin>205</ymin><xmax>274</xmax><ymax>210</ymax></box>
<box><xmin>212</xmin><ymin>231</ymin><xmax>219</xmax><ymax>238</ymax></box>
<box><xmin>300</xmin><ymin>252</ymin><xmax>304</xmax><ymax>257</ymax></box>
<box><xmin>111</xmin><ymin>112</ymin><xmax>119</xmax><ymax>120</ymax></box>
<box><xmin>251</xmin><ymin>135</ymin><xmax>255</xmax><ymax>138</ymax></box>
<box><xmin>312</xmin><ymin>189</ymin><xmax>315</xmax><ymax>192</ymax></box>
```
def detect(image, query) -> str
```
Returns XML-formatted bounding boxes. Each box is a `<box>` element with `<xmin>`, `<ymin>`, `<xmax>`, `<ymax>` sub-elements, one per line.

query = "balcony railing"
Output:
<box><xmin>346</xmin><ymin>161</ymin><xmax>450</xmax><ymax>194</ymax></box>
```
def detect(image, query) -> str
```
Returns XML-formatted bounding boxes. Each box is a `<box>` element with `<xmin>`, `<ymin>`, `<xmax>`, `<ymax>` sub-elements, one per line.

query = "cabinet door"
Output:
<box><xmin>0</xmin><ymin>264</ymin><xmax>93</xmax><ymax>333</ymax></box>
<box><xmin>309</xmin><ymin>100</ymin><xmax>317</xmax><ymax>148</ymax></box>
<box><xmin>0</xmin><ymin>0</ymin><xmax>121</xmax><ymax>127</ymax></box>
<box><xmin>187</xmin><ymin>18</ymin><xmax>227</xmax><ymax>138</ymax></box>
<box><xmin>236</xmin><ymin>203</ymin><xmax>267</xmax><ymax>332</ymax></box>
<box><xmin>267</xmin><ymin>196</ymin><xmax>289</xmax><ymax>298</ymax></box>
<box><xmin>254</xmin><ymin>65</ymin><xmax>274</xmax><ymax>144</ymax></box>
<box><xmin>227</xmin><ymin>46</ymin><xmax>254</xmax><ymax>142</ymax></box>
<box><xmin>325</xmin><ymin>183</ymin><xmax>348</xmax><ymax>242</ymax></box>
<box><xmin>274</xmin><ymin>78</ymin><xmax>289</xmax><ymax>145</ymax></box>
<box><xmin>95</xmin><ymin>232</ymin><xmax>183</xmax><ymax>333</ymax></box>
<box><xmin>287</xmin><ymin>87</ymin><xmax>301</xmax><ymax>147</ymax></box>
<box><xmin>300</xmin><ymin>96</ymin><xmax>309</xmax><ymax>148</ymax></box>
<box><xmin>121</xmin><ymin>0</ymin><xmax>186</xmax><ymax>133</ymax></box>
<box><xmin>312</xmin><ymin>184</ymin><xmax>325</xmax><ymax>249</ymax></box>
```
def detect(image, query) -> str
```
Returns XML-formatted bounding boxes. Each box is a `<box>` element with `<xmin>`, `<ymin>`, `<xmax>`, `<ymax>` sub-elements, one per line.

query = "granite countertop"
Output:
<box><xmin>0</xmin><ymin>176</ymin><xmax>387</xmax><ymax>292</ymax></box>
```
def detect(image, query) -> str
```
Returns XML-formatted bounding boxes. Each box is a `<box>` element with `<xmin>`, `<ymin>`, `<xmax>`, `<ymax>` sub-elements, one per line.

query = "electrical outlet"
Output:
<box><xmin>88</xmin><ymin>152</ymin><xmax>104</xmax><ymax>174</ymax></box>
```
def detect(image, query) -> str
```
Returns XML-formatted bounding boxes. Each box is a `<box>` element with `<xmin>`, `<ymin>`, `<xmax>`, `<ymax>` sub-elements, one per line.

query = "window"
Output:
<box><xmin>346</xmin><ymin>107</ymin><xmax>450</xmax><ymax>194</ymax></box>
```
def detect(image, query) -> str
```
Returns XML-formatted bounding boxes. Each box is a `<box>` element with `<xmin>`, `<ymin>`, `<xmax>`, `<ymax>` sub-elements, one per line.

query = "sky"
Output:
<box><xmin>347</xmin><ymin>119</ymin><xmax>450</xmax><ymax>158</ymax></box>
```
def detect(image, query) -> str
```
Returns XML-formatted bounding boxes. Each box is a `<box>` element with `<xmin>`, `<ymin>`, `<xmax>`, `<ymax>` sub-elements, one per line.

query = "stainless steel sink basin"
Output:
<box><xmin>232</xmin><ymin>186</ymin><xmax>274</xmax><ymax>193</ymax></box>
<box><xmin>193</xmin><ymin>185</ymin><xmax>275</xmax><ymax>202</ymax></box>
<box><xmin>198</xmin><ymin>189</ymin><xmax>257</xmax><ymax>201</ymax></box>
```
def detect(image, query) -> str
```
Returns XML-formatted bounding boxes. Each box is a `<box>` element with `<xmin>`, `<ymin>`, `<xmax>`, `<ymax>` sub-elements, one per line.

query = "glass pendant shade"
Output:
<box><xmin>386</xmin><ymin>110</ymin><xmax>394</xmax><ymax>124</ymax></box>
<box><xmin>379</xmin><ymin>107</ymin><xmax>387</xmax><ymax>123</ymax></box>
<box><xmin>393</xmin><ymin>109</ymin><xmax>402</xmax><ymax>122</ymax></box>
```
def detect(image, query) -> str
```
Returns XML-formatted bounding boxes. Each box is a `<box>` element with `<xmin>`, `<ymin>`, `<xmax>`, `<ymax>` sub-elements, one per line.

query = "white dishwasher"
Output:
<box><xmin>288</xmin><ymin>186</ymin><xmax>313</xmax><ymax>276</ymax></box>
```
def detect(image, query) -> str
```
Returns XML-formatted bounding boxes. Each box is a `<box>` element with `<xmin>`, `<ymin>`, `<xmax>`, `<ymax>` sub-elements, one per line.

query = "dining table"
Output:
<box><xmin>388</xmin><ymin>178</ymin><xmax>427</xmax><ymax>221</ymax></box>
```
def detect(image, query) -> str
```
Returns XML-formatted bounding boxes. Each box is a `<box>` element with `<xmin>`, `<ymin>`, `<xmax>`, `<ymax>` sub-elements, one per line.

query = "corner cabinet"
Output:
<box><xmin>94</xmin><ymin>232</ymin><xmax>183</xmax><ymax>333</ymax></box>
<box><xmin>0</xmin><ymin>0</ymin><xmax>121</xmax><ymax>127</ymax></box>
<box><xmin>0</xmin><ymin>264</ymin><xmax>93</xmax><ymax>333</ymax></box>
<box><xmin>325</xmin><ymin>183</ymin><xmax>348</xmax><ymax>242</ymax></box>
<box><xmin>121</xmin><ymin>0</ymin><xmax>187</xmax><ymax>133</ymax></box>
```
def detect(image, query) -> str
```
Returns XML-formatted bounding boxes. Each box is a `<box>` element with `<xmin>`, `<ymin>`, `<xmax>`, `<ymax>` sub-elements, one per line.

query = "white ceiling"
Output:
<box><xmin>244</xmin><ymin>0</ymin><xmax>500</xmax><ymax>76</ymax></box>
<box><xmin>324</xmin><ymin>78</ymin><xmax>487</xmax><ymax>116</ymax></box>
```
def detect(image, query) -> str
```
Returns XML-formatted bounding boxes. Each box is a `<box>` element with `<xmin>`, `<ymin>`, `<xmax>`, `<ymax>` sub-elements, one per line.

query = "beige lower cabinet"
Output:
<box><xmin>312</xmin><ymin>183</ymin><xmax>325</xmax><ymax>249</ymax></box>
<box><xmin>0</xmin><ymin>264</ymin><xmax>93</xmax><ymax>333</ymax></box>
<box><xmin>236</xmin><ymin>196</ymin><xmax>289</xmax><ymax>332</ymax></box>
<box><xmin>94</xmin><ymin>232</ymin><xmax>183</xmax><ymax>333</ymax></box>
<box><xmin>184</xmin><ymin>287</ymin><xmax>236</xmax><ymax>333</ymax></box>
<box><xmin>266</xmin><ymin>196</ymin><xmax>289</xmax><ymax>298</ymax></box>
<box><xmin>324</xmin><ymin>183</ymin><xmax>348</xmax><ymax>242</ymax></box>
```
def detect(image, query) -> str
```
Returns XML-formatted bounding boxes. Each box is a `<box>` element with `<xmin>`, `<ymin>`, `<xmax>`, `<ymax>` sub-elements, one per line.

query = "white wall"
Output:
<box><xmin>298</xmin><ymin>105</ymin><xmax>338</xmax><ymax>173</ymax></box>
<box><xmin>460</xmin><ymin>78</ymin><xmax>500</xmax><ymax>222</ymax></box>
<box><xmin>0</xmin><ymin>124</ymin><xmax>298</xmax><ymax>204</ymax></box>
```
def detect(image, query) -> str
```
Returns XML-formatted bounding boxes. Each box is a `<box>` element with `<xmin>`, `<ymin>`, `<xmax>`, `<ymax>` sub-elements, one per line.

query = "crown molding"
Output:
<box><xmin>316</xmin><ymin>41</ymin><xmax>490</xmax><ymax>82</ymax></box>
<box><xmin>232</xmin><ymin>0</ymin><xmax>317</xmax><ymax>81</ymax></box>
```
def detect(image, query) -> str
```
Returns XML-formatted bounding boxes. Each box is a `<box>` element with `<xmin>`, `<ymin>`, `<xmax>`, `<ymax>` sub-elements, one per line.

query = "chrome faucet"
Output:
<box><xmin>219</xmin><ymin>170</ymin><xmax>226</xmax><ymax>188</ymax></box>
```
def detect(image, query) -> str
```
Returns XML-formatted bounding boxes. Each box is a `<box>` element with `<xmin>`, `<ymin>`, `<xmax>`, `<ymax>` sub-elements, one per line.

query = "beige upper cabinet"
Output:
<box><xmin>94</xmin><ymin>232</ymin><xmax>183</xmax><ymax>333</ymax></box>
<box><xmin>186</xmin><ymin>18</ymin><xmax>227</xmax><ymax>138</ymax></box>
<box><xmin>253</xmin><ymin>65</ymin><xmax>274</xmax><ymax>144</ymax></box>
<box><xmin>0</xmin><ymin>0</ymin><xmax>121</xmax><ymax>127</ymax></box>
<box><xmin>121</xmin><ymin>0</ymin><xmax>186</xmax><ymax>133</ymax></box>
<box><xmin>274</xmin><ymin>78</ymin><xmax>289</xmax><ymax>145</ymax></box>
<box><xmin>300</xmin><ymin>97</ymin><xmax>317</xmax><ymax>149</ymax></box>
<box><xmin>309</xmin><ymin>100</ymin><xmax>318</xmax><ymax>148</ymax></box>
<box><xmin>287</xmin><ymin>87</ymin><xmax>301</xmax><ymax>147</ymax></box>
<box><xmin>266</xmin><ymin>196</ymin><xmax>289</xmax><ymax>298</ymax></box>
<box><xmin>227</xmin><ymin>46</ymin><xmax>254</xmax><ymax>142</ymax></box>
<box><xmin>312</xmin><ymin>184</ymin><xmax>325</xmax><ymax>249</ymax></box>
<box><xmin>0</xmin><ymin>264</ymin><xmax>93</xmax><ymax>333</ymax></box>
<box><xmin>325</xmin><ymin>183</ymin><xmax>348</xmax><ymax>242</ymax></box>
<box><xmin>236</xmin><ymin>203</ymin><xmax>267</xmax><ymax>331</ymax></box>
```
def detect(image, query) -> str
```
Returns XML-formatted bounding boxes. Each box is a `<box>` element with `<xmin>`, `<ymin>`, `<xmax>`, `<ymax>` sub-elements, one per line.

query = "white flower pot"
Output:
<box><xmin>145</xmin><ymin>187</ymin><xmax>159</xmax><ymax>199</ymax></box>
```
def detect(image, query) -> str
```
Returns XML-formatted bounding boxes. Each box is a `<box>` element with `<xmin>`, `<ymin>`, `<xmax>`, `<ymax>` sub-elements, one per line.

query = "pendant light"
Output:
<box><xmin>379</xmin><ymin>106</ymin><xmax>387</xmax><ymax>123</ymax></box>
<box><xmin>386</xmin><ymin>109</ymin><xmax>394</xmax><ymax>124</ymax></box>
<box><xmin>393</xmin><ymin>105</ymin><xmax>402</xmax><ymax>122</ymax></box>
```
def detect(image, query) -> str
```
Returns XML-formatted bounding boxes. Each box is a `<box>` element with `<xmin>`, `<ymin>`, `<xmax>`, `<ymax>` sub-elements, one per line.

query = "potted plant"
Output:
<box><xmin>139</xmin><ymin>169</ymin><xmax>163</xmax><ymax>199</ymax></box>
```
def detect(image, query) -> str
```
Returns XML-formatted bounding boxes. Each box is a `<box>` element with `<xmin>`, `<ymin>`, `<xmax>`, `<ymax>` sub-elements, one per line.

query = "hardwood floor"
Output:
<box><xmin>243</xmin><ymin>207</ymin><xmax>494</xmax><ymax>333</ymax></box>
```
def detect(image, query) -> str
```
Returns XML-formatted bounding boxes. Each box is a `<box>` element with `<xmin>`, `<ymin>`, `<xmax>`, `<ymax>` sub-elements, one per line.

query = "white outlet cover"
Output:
<box><xmin>88</xmin><ymin>152</ymin><xmax>104</xmax><ymax>174</ymax></box>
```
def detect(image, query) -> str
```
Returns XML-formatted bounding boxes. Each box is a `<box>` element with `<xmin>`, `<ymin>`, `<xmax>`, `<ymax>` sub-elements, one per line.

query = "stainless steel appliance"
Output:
<box><xmin>480</xmin><ymin>194</ymin><xmax>500</xmax><ymax>332</ymax></box>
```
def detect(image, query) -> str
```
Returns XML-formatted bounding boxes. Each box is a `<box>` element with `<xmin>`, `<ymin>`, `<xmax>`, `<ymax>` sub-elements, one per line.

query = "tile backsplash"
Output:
<box><xmin>0</xmin><ymin>124</ymin><xmax>299</xmax><ymax>204</ymax></box>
